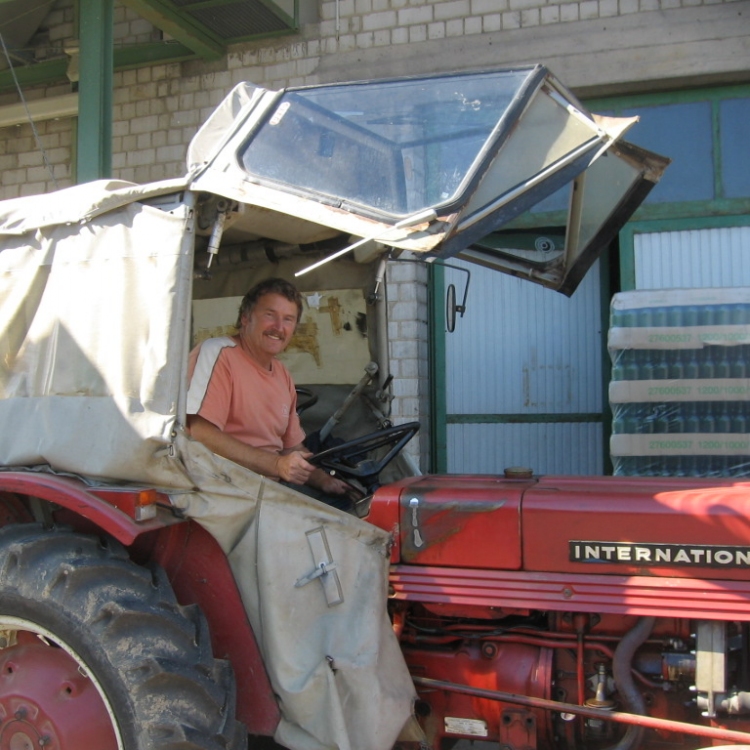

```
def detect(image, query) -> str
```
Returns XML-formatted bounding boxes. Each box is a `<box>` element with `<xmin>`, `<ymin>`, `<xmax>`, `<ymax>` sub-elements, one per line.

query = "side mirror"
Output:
<box><xmin>444</xmin><ymin>264</ymin><xmax>471</xmax><ymax>333</ymax></box>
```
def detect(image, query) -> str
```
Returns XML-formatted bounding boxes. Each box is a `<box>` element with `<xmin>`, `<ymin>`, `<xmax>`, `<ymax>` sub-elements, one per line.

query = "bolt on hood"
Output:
<box><xmin>188</xmin><ymin>65</ymin><xmax>669</xmax><ymax>295</ymax></box>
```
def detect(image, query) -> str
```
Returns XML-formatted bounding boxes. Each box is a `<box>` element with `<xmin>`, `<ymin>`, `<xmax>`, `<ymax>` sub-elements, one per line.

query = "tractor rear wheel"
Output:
<box><xmin>0</xmin><ymin>523</ymin><xmax>246</xmax><ymax>750</ymax></box>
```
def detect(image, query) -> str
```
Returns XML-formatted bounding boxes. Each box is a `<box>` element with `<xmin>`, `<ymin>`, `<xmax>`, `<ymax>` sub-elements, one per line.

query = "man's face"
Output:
<box><xmin>239</xmin><ymin>292</ymin><xmax>299</xmax><ymax>365</ymax></box>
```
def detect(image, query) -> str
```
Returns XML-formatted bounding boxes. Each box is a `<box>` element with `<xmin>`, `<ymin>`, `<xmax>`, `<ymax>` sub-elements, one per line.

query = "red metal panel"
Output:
<box><xmin>390</xmin><ymin>564</ymin><xmax>750</xmax><ymax>620</ymax></box>
<box><xmin>404</xmin><ymin>641</ymin><xmax>553</xmax><ymax>748</ymax></box>
<box><xmin>380</xmin><ymin>475</ymin><xmax>531</xmax><ymax>569</ymax></box>
<box><xmin>523</xmin><ymin>475</ymin><xmax>750</xmax><ymax>580</ymax></box>
<box><xmin>0</xmin><ymin>471</ymin><xmax>170</xmax><ymax>544</ymax></box>
<box><xmin>152</xmin><ymin>522</ymin><xmax>281</xmax><ymax>735</ymax></box>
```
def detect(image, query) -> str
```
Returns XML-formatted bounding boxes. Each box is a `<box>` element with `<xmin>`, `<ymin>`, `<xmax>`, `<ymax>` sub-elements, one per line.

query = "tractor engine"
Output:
<box><xmin>368</xmin><ymin>473</ymin><xmax>750</xmax><ymax>750</ymax></box>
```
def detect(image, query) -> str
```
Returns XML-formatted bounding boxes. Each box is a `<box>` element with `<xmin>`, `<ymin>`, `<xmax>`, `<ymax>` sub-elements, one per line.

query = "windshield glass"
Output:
<box><xmin>239</xmin><ymin>69</ymin><xmax>536</xmax><ymax>217</ymax></box>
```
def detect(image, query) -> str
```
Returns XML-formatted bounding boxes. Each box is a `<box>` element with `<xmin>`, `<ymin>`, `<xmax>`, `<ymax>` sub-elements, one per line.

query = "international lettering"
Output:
<box><xmin>570</xmin><ymin>541</ymin><xmax>750</xmax><ymax>568</ymax></box>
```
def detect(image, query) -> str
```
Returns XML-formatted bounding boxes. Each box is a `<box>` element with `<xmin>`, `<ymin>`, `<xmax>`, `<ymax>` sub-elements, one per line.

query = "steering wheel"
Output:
<box><xmin>295</xmin><ymin>387</ymin><xmax>319</xmax><ymax>415</ymax></box>
<box><xmin>308</xmin><ymin>422</ymin><xmax>420</xmax><ymax>490</ymax></box>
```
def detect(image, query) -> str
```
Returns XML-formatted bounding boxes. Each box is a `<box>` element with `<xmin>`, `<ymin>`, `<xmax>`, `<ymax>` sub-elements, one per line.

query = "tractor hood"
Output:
<box><xmin>188</xmin><ymin>66</ymin><xmax>669</xmax><ymax>295</ymax></box>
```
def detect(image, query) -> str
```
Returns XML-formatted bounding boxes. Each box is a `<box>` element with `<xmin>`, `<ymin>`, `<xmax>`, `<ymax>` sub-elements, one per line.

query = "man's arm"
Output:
<box><xmin>187</xmin><ymin>415</ymin><xmax>315</xmax><ymax>485</ymax></box>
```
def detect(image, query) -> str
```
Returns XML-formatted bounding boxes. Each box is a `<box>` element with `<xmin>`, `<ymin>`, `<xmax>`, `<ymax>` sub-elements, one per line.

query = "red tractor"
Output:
<box><xmin>1</xmin><ymin>66</ymin><xmax>746</xmax><ymax>750</ymax></box>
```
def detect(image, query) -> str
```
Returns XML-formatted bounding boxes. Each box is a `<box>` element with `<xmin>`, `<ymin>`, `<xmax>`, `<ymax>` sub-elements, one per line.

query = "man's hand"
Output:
<box><xmin>275</xmin><ymin>450</ymin><xmax>316</xmax><ymax>485</ymax></box>
<box><xmin>312</xmin><ymin>470</ymin><xmax>353</xmax><ymax>496</ymax></box>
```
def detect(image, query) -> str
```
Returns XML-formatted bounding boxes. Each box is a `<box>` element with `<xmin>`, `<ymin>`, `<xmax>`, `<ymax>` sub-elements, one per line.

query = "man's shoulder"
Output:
<box><xmin>197</xmin><ymin>335</ymin><xmax>237</xmax><ymax>354</ymax></box>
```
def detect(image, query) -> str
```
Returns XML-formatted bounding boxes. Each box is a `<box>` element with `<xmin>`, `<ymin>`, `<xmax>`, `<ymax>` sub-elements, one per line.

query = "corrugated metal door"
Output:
<box><xmin>634</xmin><ymin>226</ymin><xmax>750</xmax><ymax>289</ymax></box>
<box><xmin>443</xmin><ymin>260</ymin><xmax>604</xmax><ymax>475</ymax></box>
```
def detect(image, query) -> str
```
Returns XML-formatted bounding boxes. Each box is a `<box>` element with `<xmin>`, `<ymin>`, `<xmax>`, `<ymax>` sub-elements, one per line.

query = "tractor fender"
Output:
<box><xmin>0</xmin><ymin>470</ymin><xmax>175</xmax><ymax>545</ymax></box>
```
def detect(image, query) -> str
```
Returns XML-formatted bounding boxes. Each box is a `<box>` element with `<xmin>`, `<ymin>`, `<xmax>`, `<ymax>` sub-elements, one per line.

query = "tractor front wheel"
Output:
<box><xmin>0</xmin><ymin>523</ymin><xmax>246</xmax><ymax>750</ymax></box>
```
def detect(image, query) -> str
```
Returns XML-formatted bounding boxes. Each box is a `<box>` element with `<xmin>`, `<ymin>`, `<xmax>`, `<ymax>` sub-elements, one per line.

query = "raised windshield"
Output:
<box><xmin>239</xmin><ymin>70</ymin><xmax>536</xmax><ymax>217</ymax></box>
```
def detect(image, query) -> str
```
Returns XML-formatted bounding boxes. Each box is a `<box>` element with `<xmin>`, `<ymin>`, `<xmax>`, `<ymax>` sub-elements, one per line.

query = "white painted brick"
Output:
<box><xmin>399</xmin><ymin>358</ymin><xmax>420</xmax><ymax>378</ymax></box>
<box><xmin>374</xmin><ymin>29</ymin><xmax>392</xmax><ymax>44</ymax></box>
<box><xmin>172</xmin><ymin>109</ymin><xmax>200</xmax><ymax>127</ymax></box>
<box><xmin>320</xmin><ymin>1</ymin><xmax>338</xmax><ymax>20</ymax></box>
<box><xmin>392</xmin><ymin>26</ymin><xmax>409</xmax><ymax>43</ymax></box>
<box><xmin>428</xmin><ymin>21</ymin><xmax>446</xmax><ymax>37</ymax></box>
<box><xmin>619</xmin><ymin>0</ymin><xmax>638</xmax><ymax>12</ymax></box>
<box><xmin>319</xmin><ymin>19</ymin><xmax>338</xmax><ymax>36</ymax></box>
<box><xmin>435</xmin><ymin>0</ymin><xmax>472</xmax><ymax>19</ymax></box>
<box><xmin>465</xmin><ymin>15</ymin><xmax>483</xmax><ymax>31</ymax></box>
<box><xmin>373</xmin><ymin>0</ymin><xmax>391</xmax><ymax>10</ymax></box>
<box><xmin>134</xmin><ymin>100</ymin><xmax>151</xmax><ymax>118</ymax></box>
<box><xmin>502</xmin><ymin>9</ymin><xmax>522</xmax><ymax>26</ymax></box>
<box><xmin>472</xmin><ymin>0</ymin><xmax>503</xmax><ymax>12</ymax></box>
<box><xmin>2</xmin><ymin>168</ymin><xmax>25</xmax><ymax>186</ymax></box>
<box><xmin>297</xmin><ymin>57</ymin><xmax>320</xmax><ymax>76</ymax></box>
<box><xmin>409</xmin><ymin>24</ymin><xmax>428</xmax><ymax>41</ymax></box>
<box><xmin>355</xmin><ymin>0</ymin><xmax>373</xmax><ymax>12</ymax></box>
<box><xmin>260</xmin><ymin>47</ymin><xmax>276</xmax><ymax>63</ymax></box>
<box><xmin>447</xmin><ymin>17</ymin><xmax>465</xmax><ymax>34</ymax></box>
<box><xmin>131</xmin><ymin>115</ymin><xmax>159</xmax><ymax>134</ymax></box>
<box><xmin>391</xmin><ymin>301</ymin><xmax>417</xmax><ymax>321</ymax></box>
<box><xmin>392</xmin><ymin>378</ymin><xmax>419</xmax><ymax>397</ymax></box>
<box><xmin>134</xmin><ymin>165</ymin><xmax>151</xmax><ymax>183</ymax></box>
<box><xmin>266</xmin><ymin>61</ymin><xmax>297</xmax><ymax>80</ymax></box>
<box><xmin>137</xmin><ymin>133</ymin><xmax>152</xmax><ymax>150</ymax></box>
<box><xmin>541</xmin><ymin>4</ymin><xmax>561</xmax><ymax>21</ymax></box>
<box><xmin>240</xmin><ymin>48</ymin><xmax>260</xmax><ymax>66</ymax></box>
<box><xmin>18</xmin><ymin>152</ymin><xmax>42</xmax><ymax>167</ymax></box>
<box><xmin>399</xmin><ymin>320</ymin><xmax>424</xmax><ymax>339</ymax></box>
<box><xmin>21</xmin><ymin>182</ymin><xmax>47</xmax><ymax>197</ymax></box>
<box><xmin>399</xmin><ymin>5</ymin><xmax>434</xmax><ymax>23</ymax></box>
<box><xmin>356</xmin><ymin>31</ymin><xmax>375</xmax><ymax>47</ymax></box>
<box><xmin>127</xmin><ymin>148</ymin><xmax>156</xmax><ymax>166</ymax></box>
<box><xmin>27</xmin><ymin>166</ymin><xmax>53</xmax><ymax>183</ymax></box>
<box><xmin>363</xmin><ymin>10</ymin><xmax>398</xmax><ymax>29</ymax></box>
<box><xmin>388</xmin><ymin>261</ymin><xmax>418</xmax><ymax>282</ymax></box>
<box><xmin>521</xmin><ymin>7</ymin><xmax>541</xmax><ymax>22</ymax></box>
<box><xmin>560</xmin><ymin>2</ymin><xmax>579</xmax><ymax>19</ymax></box>
<box><xmin>324</xmin><ymin>37</ymin><xmax>339</xmax><ymax>54</ymax></box>
<box><xmin>393</xmin><ymin>396</ymin><xmax>421</xmax><ymax>418</ymax></box>
<box><xmin>580</xmin><ymin>0</ymin><xmax>599</xmax><ymax>17</ymax></box>
<box><xmin>391</xmin><ymin>340</ymin><xmax>414</xmax><ymax>359</ymax></box>
<box><xmin>483</xmin><ymin>12</ymin><xmax>503</xmax><ymax>29</ymax></box>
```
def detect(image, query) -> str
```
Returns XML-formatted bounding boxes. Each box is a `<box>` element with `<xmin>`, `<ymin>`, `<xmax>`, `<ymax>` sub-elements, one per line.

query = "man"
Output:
<box><xmin>187</xmin><ymin>277</ymin><xmax>353</xmax><ymax>509</ymax></box>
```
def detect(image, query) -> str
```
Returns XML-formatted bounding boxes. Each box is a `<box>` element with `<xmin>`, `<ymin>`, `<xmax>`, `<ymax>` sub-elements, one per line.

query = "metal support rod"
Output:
<box><xmin>318</xmin><ymin>362</ymin><xmax>378</xmax><ymax>442</ymax></box>
<box><xmin>411</xmin><ymin>676</ymin><xmax>750</xmax><ymax>745</ymax></box>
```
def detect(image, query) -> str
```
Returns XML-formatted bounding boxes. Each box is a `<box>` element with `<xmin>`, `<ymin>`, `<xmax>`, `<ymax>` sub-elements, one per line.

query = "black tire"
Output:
<box><xmin>0</xmin><ymin>523</ymin><xmax>247</xmax><ymax>750</ymax></box>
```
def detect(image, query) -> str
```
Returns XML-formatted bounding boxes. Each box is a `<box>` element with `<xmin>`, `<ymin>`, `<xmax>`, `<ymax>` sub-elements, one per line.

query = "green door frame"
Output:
<box><xmin>76</xmin><ymin>0</ymin><xmax>113</xmax><ymax>182</ymax></box>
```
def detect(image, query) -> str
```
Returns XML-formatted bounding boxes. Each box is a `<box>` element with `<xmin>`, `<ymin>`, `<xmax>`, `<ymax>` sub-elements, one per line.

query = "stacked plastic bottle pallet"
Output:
<box><xmin>608</xmin><ymin>288</ymin><xmax>750</xmax><ymax>477</ymax></box>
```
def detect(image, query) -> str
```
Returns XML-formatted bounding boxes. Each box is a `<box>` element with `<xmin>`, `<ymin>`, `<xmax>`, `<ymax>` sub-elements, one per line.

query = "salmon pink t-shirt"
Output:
<box><xmin>186</xmin><ymin>336</ymin><xmax>305</xmax><ymax>471</ymax></box>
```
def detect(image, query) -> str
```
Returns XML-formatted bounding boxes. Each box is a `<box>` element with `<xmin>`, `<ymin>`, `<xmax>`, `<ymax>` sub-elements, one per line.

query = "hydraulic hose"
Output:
<box><xmin>606</xmin><ymin>615</ymin><xmax>656</xmax><ymax>750</ymax></box>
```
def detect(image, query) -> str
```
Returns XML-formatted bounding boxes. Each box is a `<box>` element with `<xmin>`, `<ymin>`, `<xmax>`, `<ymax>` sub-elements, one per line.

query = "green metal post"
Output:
<box><xmin>77</xmin><ymin>0</ymin><xmax>113</xmax><ymax>182</ymax></box>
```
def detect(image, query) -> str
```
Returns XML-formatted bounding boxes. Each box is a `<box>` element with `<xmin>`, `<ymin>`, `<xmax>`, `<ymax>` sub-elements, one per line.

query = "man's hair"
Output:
<box><xmin>236</xmin><ymin>277</ymin><xmax>304</xmax><ymax>327</ymax></box>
